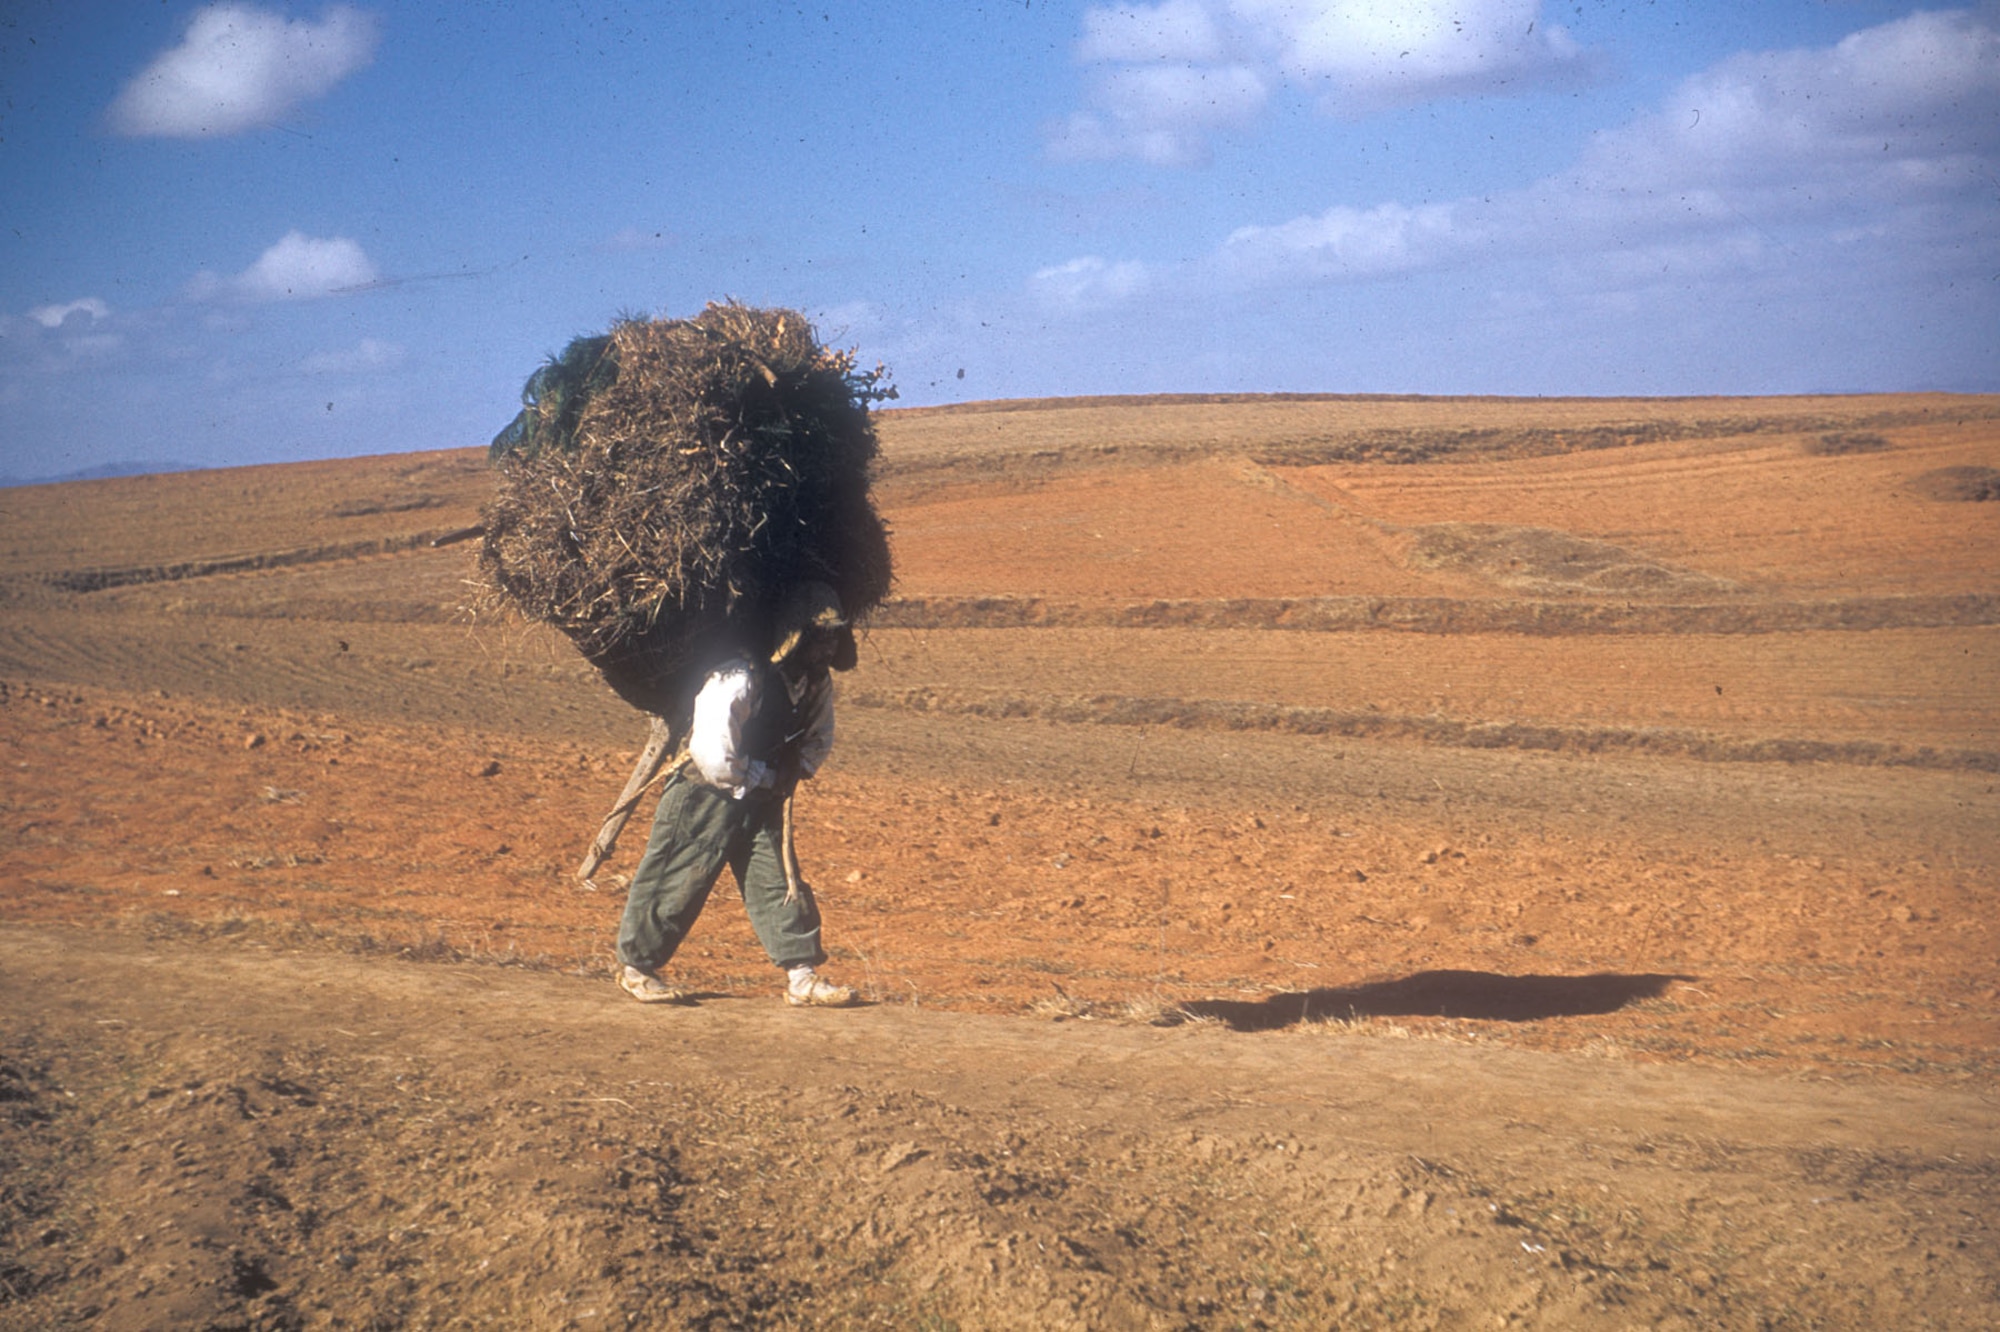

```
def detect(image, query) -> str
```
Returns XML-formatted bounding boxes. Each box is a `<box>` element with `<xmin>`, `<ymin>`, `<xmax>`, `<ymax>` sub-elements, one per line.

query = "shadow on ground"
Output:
<box><xmin>1185</xmin><ymin>970</ymin><xmax>1695</xmax><ymax>1032</ymax></box>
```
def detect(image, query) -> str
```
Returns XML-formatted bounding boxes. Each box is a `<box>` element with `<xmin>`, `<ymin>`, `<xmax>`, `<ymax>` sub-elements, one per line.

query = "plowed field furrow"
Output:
<box><xmin>1294</xmin><ymin>430</ymin><xmax>1999</xmax><ymax>598</ymax></box>
<box><xmin>1315</xmin><ymin>424</ymin><xmax>1985</xmax><ymax>503</ymax></box>
<box><xmin>0</xmin><ymin>612</ymin><xmax>601</xmax><ymax>731</ymax></box>
<box><xmin>82</xmin><ymin>544</ymin><xmax>481</xmax><ymax>623</ymax></box>
<box><xmin>883</xmin><ymin>451</ymin><xmax>2000</xmax><ymax>605</ymax></box>
<box><xmin>0</xmin><ymin>451</ymin><xmax>487</xmax><ymax>573</ymax></box>
<box><xmin>7</xmin><ymin>606</ymin><xmax>1991</xmax><ymax>758</ymax></box>
<box><xmin>849</xmin><ymin>626</ymin><xmax>2000</xmax><ymax>752</ymax></box>
<box><xmin>881</xmin><ymin>459</ymin><xmax>1436</xmax><ymax>601</ymax></box>
<box><xmin>872</xmin><ymin>592</ymin><xmax>2000</xmax><ymax>635</ymax></box>
<box><xmin>18</xmin><ymin>530</ymin><xmax>469</xmax><ymax>594</ymax></box>
<box><xmin>843</xmin><ymin>687</ymin><xmax>1998</xmax><ymax>773</ymax></box>
<box><xmin>82</xmin><ymin>584</ymin><xmax>2000</xmax><ymax>635</ymax></box>
<box><xmin>873</xmin><ymin>391</ymin><xmax>2000</xmax><ymax>472</ymax></box>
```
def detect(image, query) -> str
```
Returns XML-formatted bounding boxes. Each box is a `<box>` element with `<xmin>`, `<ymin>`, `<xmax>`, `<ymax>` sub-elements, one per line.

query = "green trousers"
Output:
<box><xmin>616</xmin><ymin>771</ymin><xmax>826</xmax><ymax>974</ymax></box>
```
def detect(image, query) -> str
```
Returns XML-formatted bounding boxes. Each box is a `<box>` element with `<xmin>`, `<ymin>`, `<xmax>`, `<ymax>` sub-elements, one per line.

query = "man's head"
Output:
<box><xmin>770</xmin><ymin>581</ymin><xmax>857</xmax><ymax>673</ymax></box>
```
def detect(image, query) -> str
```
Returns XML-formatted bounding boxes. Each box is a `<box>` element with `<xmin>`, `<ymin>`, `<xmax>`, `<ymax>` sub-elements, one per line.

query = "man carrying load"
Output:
<box><xmin>615</xmin><ymin>582</ymin><xmax>860</xmax><ymax>1007</ymax></box>
<box><xmin>477</xmin><ymin>302</ymin><xmax>894</xmax><ymax>1011</ymax></box>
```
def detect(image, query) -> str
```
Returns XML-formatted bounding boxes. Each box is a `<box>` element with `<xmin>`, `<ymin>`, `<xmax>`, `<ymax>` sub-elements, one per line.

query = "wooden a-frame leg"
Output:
<box><xmin>576</xmin><ymin>714</ymin><xmax>675</xmax><ymax>886</ymax></box>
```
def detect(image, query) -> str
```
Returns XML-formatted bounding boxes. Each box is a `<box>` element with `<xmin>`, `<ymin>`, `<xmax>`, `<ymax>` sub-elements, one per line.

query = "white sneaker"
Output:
<box><xmin>785</xmin><ymin>966</ymin><xmax>856</xmax><ymax>1008</ymax></box>
<box><xmin>619</xmin><ymin>965</ymin><xmax>685</xmax><ymax>1004</ymax></box>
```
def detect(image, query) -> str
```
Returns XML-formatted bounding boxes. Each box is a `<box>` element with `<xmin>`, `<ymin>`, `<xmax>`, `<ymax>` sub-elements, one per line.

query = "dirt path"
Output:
<box><xmin>4</xmin><ymin>927</ymin><xmax>1995</xmax><ymax>1331</ymax></box>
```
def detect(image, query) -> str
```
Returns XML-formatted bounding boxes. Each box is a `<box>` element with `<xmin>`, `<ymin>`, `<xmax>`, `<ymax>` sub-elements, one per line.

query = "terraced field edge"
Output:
<box><xmin>843</xmin><ymin>686</ymin><xmax>2000</xmax><ymax>773</ymax></box>
<box><xmin>871</xmin><ymin>593</ymin><xmax>2000</xmax><ymax>636</ymax></box>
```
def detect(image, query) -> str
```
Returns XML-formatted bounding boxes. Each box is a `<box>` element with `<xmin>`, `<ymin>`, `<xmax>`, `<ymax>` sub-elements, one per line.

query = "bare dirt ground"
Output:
<box><xmin>2</xmin><ymin>392</ymin><xmax>1998</xmax><ymax>1328</ymax></box>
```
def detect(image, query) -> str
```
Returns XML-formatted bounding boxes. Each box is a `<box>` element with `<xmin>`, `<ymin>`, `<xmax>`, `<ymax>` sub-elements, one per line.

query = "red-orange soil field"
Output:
<box><xmin>2</xmin><ymin>392</ymin><xmax>1997</xmax><ymax>1328</ymax></box>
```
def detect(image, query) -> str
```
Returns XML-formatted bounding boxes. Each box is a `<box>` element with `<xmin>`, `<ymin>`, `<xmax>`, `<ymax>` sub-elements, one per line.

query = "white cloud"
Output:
<box><xmin>300</xmin><ymin>337</ymin><xmax>403</xmax><ymax>374</ymax></box>
<box><xmin>1231</xmin><ymin>0</ymin><xmax>1587</xmax><ymax>113</ymax></box>
<box><xmin>1048</xmin><ymin>112</ymin><xmax>1193</xmax><ymax>168</ymax></box>
<box><xmin>1031</xmin><ymin>256</ymin><xmax>1152</xmax><ymax>311</ymax></box>
<box><xmin>1052</xmin><ymin>62</ymin><xmax>1268</xmax><ymax>165</ymax></box>
<box><xmin>1054</xmin><ymin>0</ymin><xmax>1591</xmax><ymax>163</ymax></box>
<box><xmin>1001</xmin><ymin>8</ymin><xmax>1996</xmax><ymax>400</ymax></box>
<box><xmin>1211</xmin><ymin>9</ymin><xmax>2000</xmax><ymax>287</ymax></box>
<box><xmin>1101</xmin><ymin>62</ymin><xmax>1269</xmax><ymax>128</ymax></box>
<box><xmin>1573</xmin><ymin>8</ymin><xmax>2000</xmax><ymax>199</ymax></box>
<box><xmin>189</xmin><ymin>231</ymin><xmax>380</xmax><ymax>302</ymax></box>
<box><xmin>108</xmin><ymin>3</ymin><xmax>378</xmax><ymax>138</ymax></box>
<box><xmin>1221</xmin><ymin>201</ymin><xmax>1462</xmax><ymax>280</ymax></box>
<box><xmin>27</xmin><ymin>298</ymin><xmax>111</xmax><ymax>328</ymax></box>
<box><xmin>0</xmin><ymin>304</ymin><xmax>136</xmax><ymax>378</ymax></box>
<box><xmin>1079</xmin><ymin>0</ymin><xmax>1226</xmax><ymax>63</ymax></box>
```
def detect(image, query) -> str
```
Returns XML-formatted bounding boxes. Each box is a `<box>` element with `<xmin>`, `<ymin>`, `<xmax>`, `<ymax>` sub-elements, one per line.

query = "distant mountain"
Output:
<box><xmin>0</xmin><ymin>460</ymin><xmax>204</xmax><ymax>489</ymax></box>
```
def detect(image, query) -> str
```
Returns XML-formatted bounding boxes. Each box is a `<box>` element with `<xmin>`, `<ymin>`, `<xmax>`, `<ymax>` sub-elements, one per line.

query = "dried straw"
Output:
<box><xmin>479</xmin><ymin>303</ymin><xmax>894</xmax><ymax>714</ymax></box>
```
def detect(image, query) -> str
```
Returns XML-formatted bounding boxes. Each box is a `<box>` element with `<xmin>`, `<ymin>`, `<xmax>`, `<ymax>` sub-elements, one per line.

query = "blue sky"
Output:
<box><xmin>2</xmin><ymin>1</ymin><xmax>1995</xmax><ymax>479</ymax></box>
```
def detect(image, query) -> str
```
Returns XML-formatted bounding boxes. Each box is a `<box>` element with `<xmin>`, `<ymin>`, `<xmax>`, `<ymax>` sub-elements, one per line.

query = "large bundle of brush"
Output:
<box><xmin>479</xmin><ymin>303</ymin><xmax>894</xmax><ymax>718</ymax></box>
